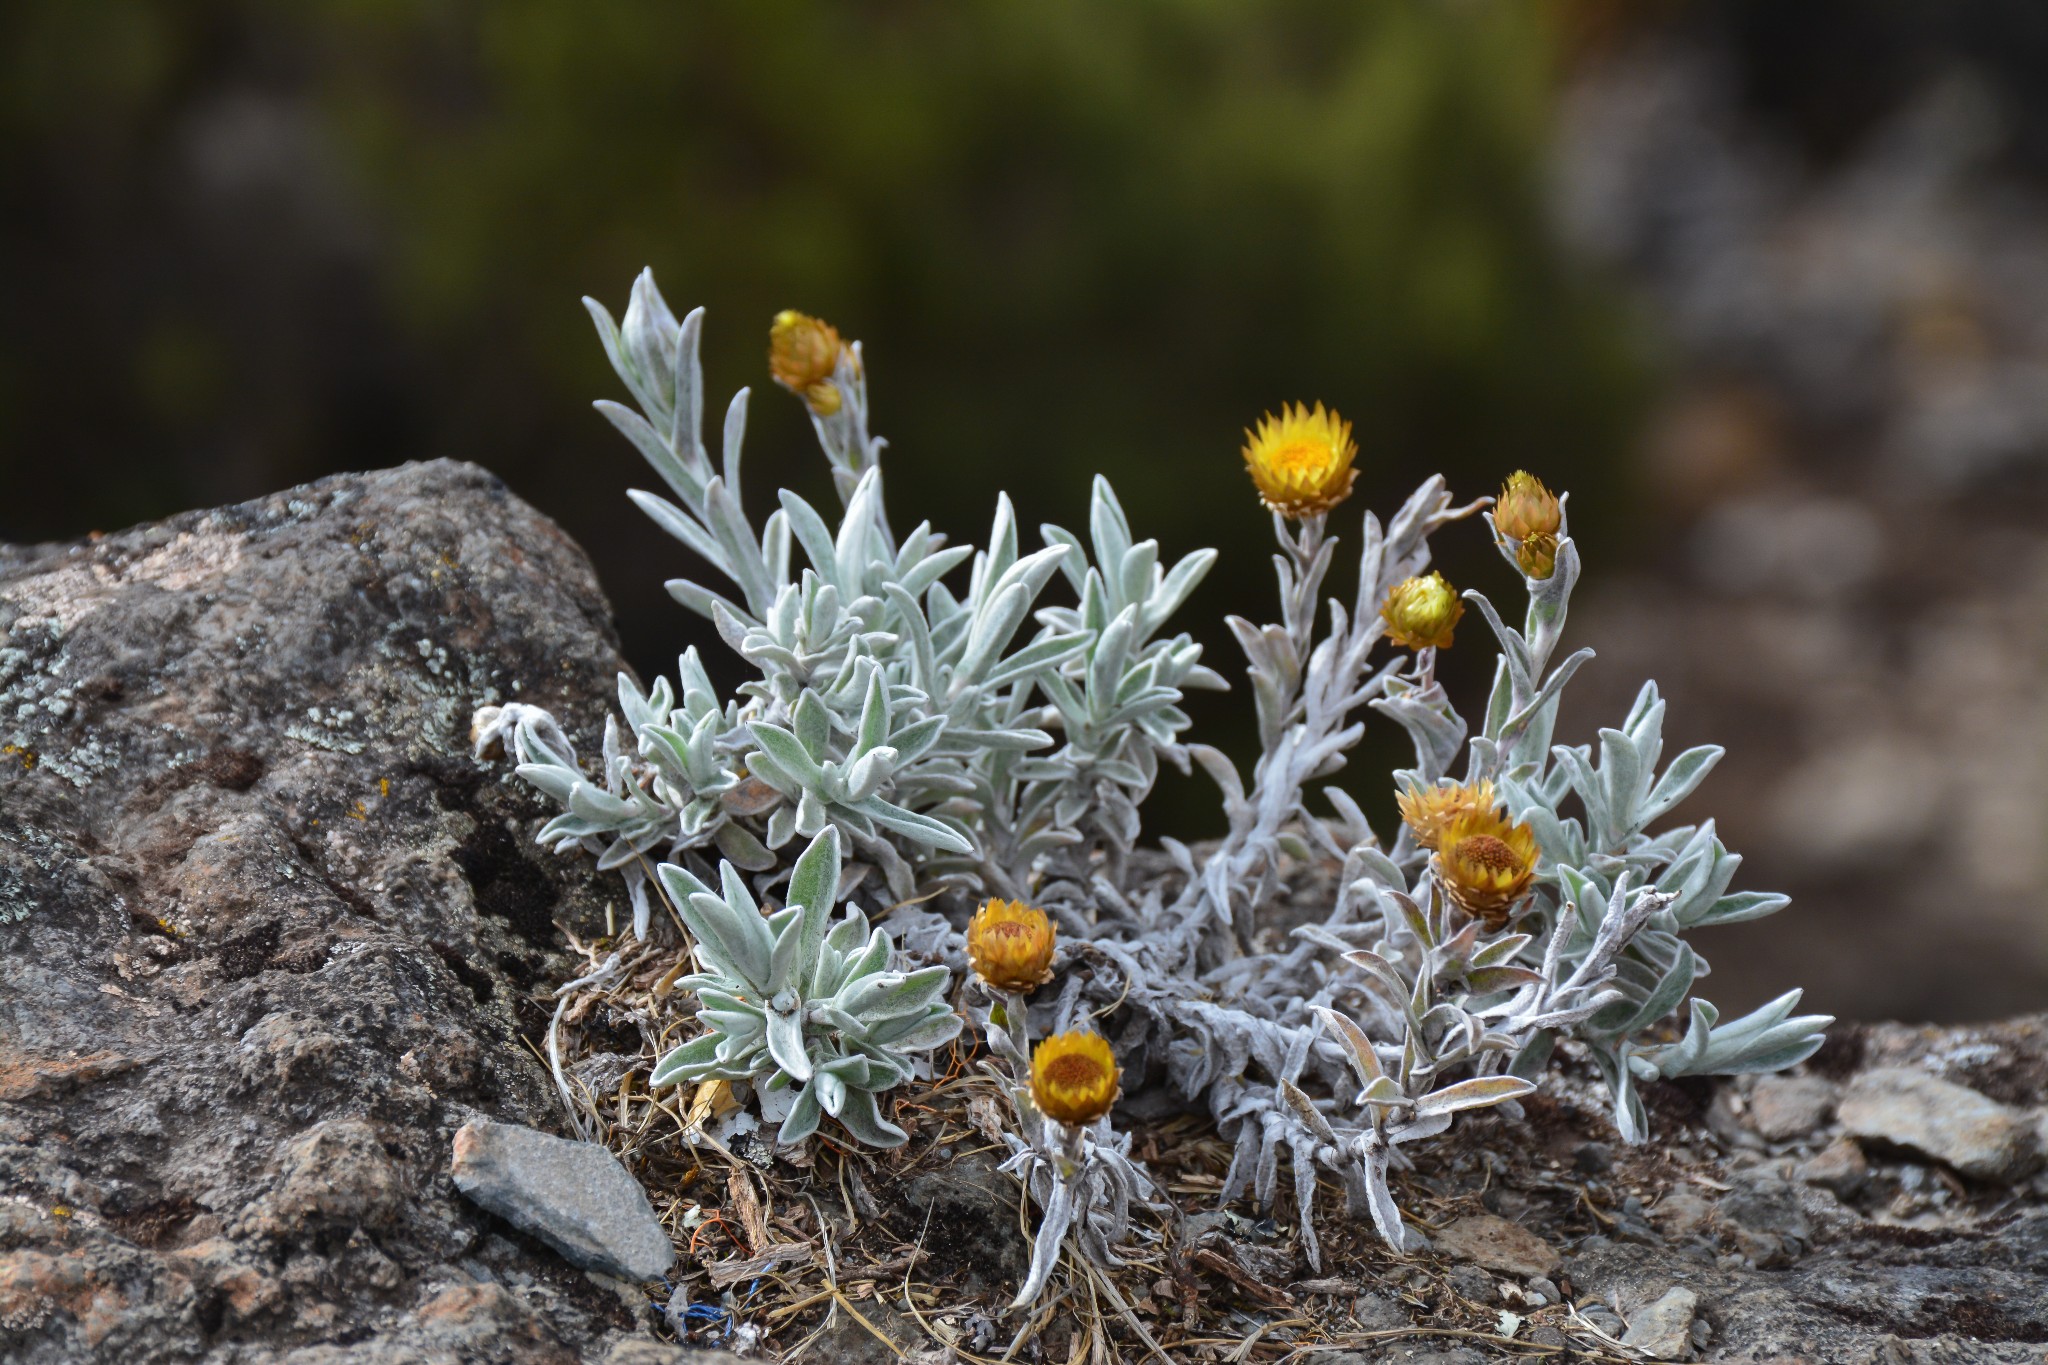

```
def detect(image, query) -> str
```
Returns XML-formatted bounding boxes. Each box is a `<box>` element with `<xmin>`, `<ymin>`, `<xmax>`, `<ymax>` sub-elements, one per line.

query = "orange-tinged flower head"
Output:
<box><xmin>769</xmin><ymin>310</ymin><xmax>845</xmax><ymax>416</ymax></box>
<box><xmin>1493</xmin><ymin>471</ymin><xmax>1562</xmax><ymax>580</ymax></box>
<box><xmin>1397</xmin><ymin>779</ymin><xmax>1499</xmax><ymax>852</ymax></box>
<box><xmin>1030</xmin><ymin>1031</ymin><xmax>1121</xmax><ymax>1125</ymax></box>
<box><xmin>1242</xmin><ymin>402</ymin><xmax>1358</xmax><ymax>518</ymax></box>
<box><xmin>1380</xmin><ymin>572</ymin><xmax>1464</xmax><ymax>651</ymax></box>
<box><xmin>1436</xmin><ymin>808</ymin><xmax>1540</xmax><ymax>929</ymax></box>
<box><xmin>967</xmin><ymin>899</ymin><xmax>1057</xmax><ymax>993</ymax></box>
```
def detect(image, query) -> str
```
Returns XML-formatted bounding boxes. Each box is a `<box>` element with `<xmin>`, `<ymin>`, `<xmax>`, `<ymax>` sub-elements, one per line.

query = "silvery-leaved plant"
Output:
<box><xmin>476</xmin><ymin>269</ymin><xmax>1827</xmax><ymax>1307</ymax></box>
<box><xmin>647</xmin><ymin>828</ymin><xmax>958</xmax><ymax>1147</ymax></box>
<box><xmin>476</xmin><ymin>271</ymin><xmax>1215</xmax><ymax>939</ymax></box>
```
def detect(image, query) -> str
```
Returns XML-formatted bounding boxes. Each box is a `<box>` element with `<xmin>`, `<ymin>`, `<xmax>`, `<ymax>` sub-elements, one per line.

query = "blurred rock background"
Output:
<box><xmin>2</xmin><ymin>1</ymin><xmax>2042</xmax><ymax>1020</ymax></box>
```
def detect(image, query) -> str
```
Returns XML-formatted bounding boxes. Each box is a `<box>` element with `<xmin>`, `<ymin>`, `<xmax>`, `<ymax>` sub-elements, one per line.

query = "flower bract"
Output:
<box><xmin>1242</xmin><ymin>402</ymin><xmax>1358</xmax><ymax>518</ymax></box>
<box><xmin>1494</xmin><ymin>471</ymin><xmax>1562</xmax><ymax>579</ymax></box>
<box><xmin>1397</xmin><ymin>779</ymin><xmax>1499</xmax><ymax>852</ymax></box>
<box><xmin>1031</xmin><ymin>1031</ymin><xmax>1121</xmax><ymax>1125</ymax></box>
<box><xmin>1437</xmin><ymin>808</ymin><xmax>1540</xmax><ymax>928</ymax></box>
<box><xmin>968</xmin><ymin>899</ymin><xmax>1057</xmax><ymax>993</ymax></box>
<box><xmin>769</xmin><ymin>310</ymin><xmax>845</xmax><ymax>416</ymax></box>
<box><xmin>1380</xmin><ymin>571</ymin><xmax>1464</xmax><ymax>650</ymax></box>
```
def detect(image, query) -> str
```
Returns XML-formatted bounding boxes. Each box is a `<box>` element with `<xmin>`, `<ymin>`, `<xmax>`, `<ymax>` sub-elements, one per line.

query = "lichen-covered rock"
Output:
<box><xmin>0</xmin><ymin>463</ymin><xmax>711</xmax><ymax>1363</ymax></box>
<box><xmin>1838</xmin><ymin>1067</ymin><xmax>2044</xmax><ymax>1183</ymax></box>
<box><xmin>1430</xmin><ymin>1213</ymin><xmax>1561</xmax><ymax>1279</ymax></box>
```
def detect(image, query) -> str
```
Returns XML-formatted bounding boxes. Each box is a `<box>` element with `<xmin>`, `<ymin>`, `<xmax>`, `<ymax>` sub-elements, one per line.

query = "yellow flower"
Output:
<box><xmin>1436</xmin><ymin>809</ymin><xmax>1540</xmax><ymax>929</ymax></box>
<box><xmin>1379</xmin><ymin>572</ymin><xmax>1463</xmax><ymax>650</ymax></box>
<box><xmin>967</xmin><ymin>899</ymin><xmax>1057</xmax><ymax>993</ymax></box>
<box><xmin>1030</xmin><ymin>1031</ymin><xmax>1121</xmax><ymax>1126</ymax></box>
<box><xmin>1396</xmin><ymin>779</ymin><xmax>1499</xmax><ymax>852</ymax></box>
<box><xmin>1493</xmin><ymin>471</ymin><xmax>1562</xmax><ymax>580</ymax></box>
<box><xmin>768</xmin><ymin>310</ymin><xmax>845</xmax><ymax>416</ymax></box>
<box><xmin>1242</xmin><ymin>402</ymin><xmax>1358</xmax><ymax>518</ymax></box>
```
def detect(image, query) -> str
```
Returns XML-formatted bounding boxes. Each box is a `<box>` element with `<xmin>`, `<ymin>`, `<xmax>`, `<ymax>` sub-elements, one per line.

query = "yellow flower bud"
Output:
<box><xmin>1493</xmin><ymin>471</ymin><xmax>1562</xmax><ymax>580</ymax></box>
<box><xmin>1030</xmin><ymin>1031</ymin><xmax>1121</xmax><ymax>1126</ymax></box>
<box><xmin>1436</xmin><ymin>809</ymin><xmax>1540</xmax><ymax>929</ymax></box>
<box><xmin>1515</xmin><ymin>530</ymin><xmax>1558</xmax><ymax>580</ymax></box>
<box><xmin>1396</xmin><ymin>779</ymin><xmax>1499</xmax><ymax>852</ymax></box>
<box><xmin>967</xmin><ymin>899</ymin><xmax>1057</xmax><ymax>994</ymax></box>
<box><xmin>768</xmin><ymin>310</ymin><xmax>845</xmax><ymax>416</ymax></box>
<box><xmin>1241</xmin><ymin>402</ymin><xmax>1358</xmax><ymax>519</ymax></box>
<box><xmin>1379</xmin><ymin>572</ymin><xmax>1464</xmax><ymax>651</ymax></box>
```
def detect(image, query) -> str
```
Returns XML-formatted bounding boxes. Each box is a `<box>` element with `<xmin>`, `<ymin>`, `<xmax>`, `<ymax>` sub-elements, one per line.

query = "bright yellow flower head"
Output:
<box><xmin>1380</xmin><ymin>572</ymin><xmax>1464</xmax><ymax>651</ymax></box>
<box><xmin>1436</xmin><ymin>809</ymin><xmax>1540</xmax><ymax>929</ymax></box>
<box><xmin>769</xmin><ymin>310</ymin><xmax>845</xmax><ymax>416</ymax></box>
<box><xmin>1030</xmin><ymin>1031</ymin><xmax>1121</xmax><ymax>1126</ymax></box>
<box><xmin>1493</xmin><ymin>471</ymin><xmax>1562</xmax><ymax>580</ymax></box>
<box><xmin>1397</xmin><ymin>779</ymin><xmax>1499</xmax><ymax>852</ymax></box>
<box><xmin>1242</xmin><ymin>402</ymin><xmax>1358</xmax><ymax>518</ymax></box>
<box><xmin>967</xmin><ymin>899</ymin><xmax>1057</xmax><ymax>993</ymax></box>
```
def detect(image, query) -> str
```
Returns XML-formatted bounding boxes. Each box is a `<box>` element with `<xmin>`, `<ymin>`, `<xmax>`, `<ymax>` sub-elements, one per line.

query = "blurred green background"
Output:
<box><xmin>0</xmin><ymin>0</ymin><xmax>1641</xmax><ymax>689</ymax></box>
<box><xmin>8</xmin><ymin>1</ymin><xmax>2048</xmax><ymax>1020</ymax></box>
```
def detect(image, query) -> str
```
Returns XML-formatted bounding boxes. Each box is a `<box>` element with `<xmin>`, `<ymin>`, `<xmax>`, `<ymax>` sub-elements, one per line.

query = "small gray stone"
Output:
<box><xmin>452</xmin><ymin>1118</ymin><xmax>676</xmax><ymax>1281</ymax></box>
<box><xmin>1576</xmin><ymin>1302</ymin><xmax>1627</xmax><ymax>1336</ymax></box>
<box><xmin>1838</xmin><ymin>1067</ymin><xmax>2044</xmax><ymax>1183</ymax></box>
<box><xmin>1715</xmin><ymin>1169</ymin><xmax>1810</xmax><ymax>1268</ymax></box>
<box><xmin>1432</xmin><ymin>1212</ymin><xmax>1562</xmax><ymax>1277</ymax></box>
<box><xmin>1445</xmin><ymin>1263</ymin><xmax>1495</xmax><ymax>1304</ymax></box>
<box><xmin>1747</xmin><ymin>1075</ymin><xmax>1838</xmax><ymax>1141</ymax></box>
<box><xmin>1650</xmin><ymin>1187</ymin><xmax>1715</xmax><ymax>1240</ymax></box>
<box><xmin>1622</xmin><ymin>1287</ymin><xmax>1698</xmax><ymax>1359</ymax></box>
<box><xmin>1349</xmin><ymin>1291</ymin><xmax>1409</xmax><ymax>1330</ymax></box>
<box><xmin>1795</xmin><ymin>1135</ymin><xmax>1871</xmax><ymax>1197</ymax></box>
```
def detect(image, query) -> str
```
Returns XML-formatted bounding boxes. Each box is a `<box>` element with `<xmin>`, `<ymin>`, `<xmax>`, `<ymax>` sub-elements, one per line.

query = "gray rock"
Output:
<box><xmin>1649</xmin><ymin>1187</ymin><xmax>1715</xmax><ymax>1240</ymax></box>
<box><xmin>1444</xmin><ymin>1262</ymin><xmax>1495</xmax><ymax>1304</ymax></box>
<box><xmin>0</xmin><ymin>463</ymin><xmax>721</xmax><ymax>1362</ymax></box>
<box><xmin>1432</xmin><ymin>1212</ymin><xmax>1562</xmax><ymax>1277</ymax></box>
<box><xmin>1746</xmin><ymin>1074</ymin><xmax>1838</xmax><ymax>1141</ymax></box>
<box><xmin>1621</xmin><ymin>1286</ymin><xmax>1698</xmax><ymax>1360</ymax></box>
<box><xmin>1349</xmin><ymin>1290</ymin><xmax>1409</xmax><ymax>1329</ymax></box>
<box><xmin>452</xmin><ymin>1118</ymin><xmax>675</xmax><ymax>1281</ymax></box>
<box><xmin>1838</xmin><ymin>1067</ymin><xmax>2044</xmax><ymax>1182</ymax></box>
<box><xmin>1714</xmin><ymin>1168</ymin><xmax>1810</xmax><ymax>1267</ymax></box>
<box><xmin>1796</xmin><ymin>1135</ymin><xmax>1871</xmax><ymax>1197</ymax></box>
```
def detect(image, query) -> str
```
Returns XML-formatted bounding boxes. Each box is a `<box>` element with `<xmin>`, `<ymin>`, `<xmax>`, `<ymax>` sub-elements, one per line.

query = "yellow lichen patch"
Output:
<box><xmin>2</xmin><ymin>744</ymin><xmax>36</xmax><ymax>771</ymax></box>
<box><xmin>1030</xmin><ymin>1031</ymin><xmax>1121</xmax><ymax>1126</ymax></box>
<box><xmin>1397</xmin><ymin>779</ymin><xmax>1499</xmax><ymax>852</ymax></box>
<box><xmin>967</xmin><ymin>899</ymin><xmax>1057</xmax><ymax>993</ymax></box>
<box><xmin>1242</xmin><ymin>402</ymin><xmax>1358</xmax><ymax>518</ymax></box>
<box><xmin>1437</xmin><ymin>809</ymin><xmax>1540</xmax><ymax>929</ymax></box>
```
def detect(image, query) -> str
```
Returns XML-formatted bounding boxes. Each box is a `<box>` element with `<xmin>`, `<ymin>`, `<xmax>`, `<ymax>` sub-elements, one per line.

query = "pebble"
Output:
<box><xmin>1716</xmin><ymin>1169</ymin><xmax>1810</xmax><ymax>1268</ymax></box>
<box><xmin>1837</xmin><ymin>1068</ymin><xmax>2043</xmax><ymax>1183</ymax></box>
<box><xmin>1445</xmin><ymin>1263</ymin><xmax>1496</xmax><ymax>1304</ymax></box>
<box><xmin>451</xmin><ymin>1118</ymin><xmax>676</xmax><ymax>1281</ymax></box>
<box><xmin>1650</xmin><ymin>1187</ymin><xmax>1715</xmax><ymax>1240</ymax></box>
<box><xmin>1350</xmin><ymin>1291</ymin><xmax>1409</xmax><ymax>1329</ymax></box>
<box><xmin>1795</xmin><ymin>1135</ymin><xmax>1870</xmax><ymax>1197</ymax></box>
<box><xmin>1747</xmin><ymin>1075</ymin><xmax>1838</xmax><ymax>1141</ymax></box>
<box><xmin>1622</xmin><ymin>1287</ymin><xmax>1699</xmax><ymax>1359</ymax></box>
<box><xmin>1431</xmin><ymin>1212</ymin><xmax>1562</xmax><ymax>1278</ymax></box>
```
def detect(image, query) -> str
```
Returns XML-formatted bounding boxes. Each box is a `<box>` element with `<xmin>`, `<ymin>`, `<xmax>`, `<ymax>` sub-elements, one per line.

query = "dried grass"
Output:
<box><xmin>533</xmin><ymin>913</ymin><xmax>1659</xmax><ymax>1363</ymax></box>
